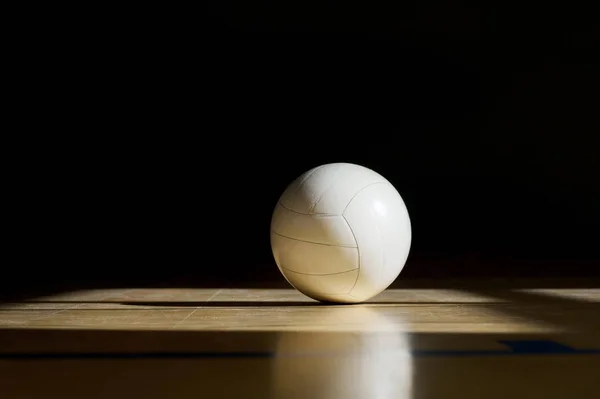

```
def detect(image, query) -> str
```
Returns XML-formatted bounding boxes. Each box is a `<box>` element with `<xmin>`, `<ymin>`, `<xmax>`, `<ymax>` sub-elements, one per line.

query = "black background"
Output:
<box><xmin>11</xmin><ymin>2</ymin><xmax>599</xmax><ymax>298</ymax></box>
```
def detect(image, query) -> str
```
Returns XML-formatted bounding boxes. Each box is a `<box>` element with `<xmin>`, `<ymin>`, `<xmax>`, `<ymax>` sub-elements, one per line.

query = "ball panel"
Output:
<box><xmin>271</xmin><ymin>233</ymin><xmax>359</xmax><ymax>275</ymax></box>
<box><xmin>343</xmin><ymin>182</ymin><xmax>411</xmax><ymax>300</ymax></box>
<box><xmin>279</xmin><ymin>163</ymin><xmax>387</xmax><ymax>215</ymax></box>
<box><xmin>271</xmin><ymin>203</ymin><xmax>356</xmax><ymax>247</ymax></box>
<box><xmin>310</xmin><ymin>165</ymin><xmax>386</xmax><ymax>215</ymax></box>
<box><xmin>278</xmin><ymin>165</ymin><xmax>323</xmax><ymax>210</ymax></box>
<box><xmin>279</xmin><ymin>164</ymin><xmax>342</xmax><ymax>214</ymax></box>
<box><xmin>280</xmin><ymin>269</ymin><xmax>360</xmax><ymax>300</ymax></box>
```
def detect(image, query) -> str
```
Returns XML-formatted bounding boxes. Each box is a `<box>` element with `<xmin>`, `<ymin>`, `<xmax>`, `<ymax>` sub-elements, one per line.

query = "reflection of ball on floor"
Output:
<box><xmin>270</xmin><ymin>163</ymin><xmax>411</xmax><ymax>303</ymax></box>
<box><xmin>271</xmin><ymin>307</ymin><xmax>412</xmax><ymax>399</ymax></box>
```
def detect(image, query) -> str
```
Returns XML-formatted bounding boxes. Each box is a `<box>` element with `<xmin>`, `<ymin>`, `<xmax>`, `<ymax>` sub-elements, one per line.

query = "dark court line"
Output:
<box><xmin>1</xmin><ymin>341</ymin><xmax>599</xmax><ymax>360</ymax></box>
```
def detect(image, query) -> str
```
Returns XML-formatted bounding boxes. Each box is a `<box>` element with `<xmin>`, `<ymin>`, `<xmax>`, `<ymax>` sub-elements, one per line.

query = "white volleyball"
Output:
<box><xmin>270</xmin><ymin>163</ymin><xmax>411</xmax><ymax>303</ymax></box>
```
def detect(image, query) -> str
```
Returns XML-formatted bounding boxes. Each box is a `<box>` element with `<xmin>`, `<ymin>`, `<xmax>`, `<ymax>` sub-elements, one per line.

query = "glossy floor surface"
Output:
<box><xmin>1</xmin><ymin>282</ymin><xmax>600</xmax><ymax>398</ymax></box>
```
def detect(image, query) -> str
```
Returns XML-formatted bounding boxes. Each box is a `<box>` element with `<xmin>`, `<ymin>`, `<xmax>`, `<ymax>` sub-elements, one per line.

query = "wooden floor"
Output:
<box><xmin>1</xmin><ymin>282</ymin><xmax>599</xmax><ymax>398</ymax></box>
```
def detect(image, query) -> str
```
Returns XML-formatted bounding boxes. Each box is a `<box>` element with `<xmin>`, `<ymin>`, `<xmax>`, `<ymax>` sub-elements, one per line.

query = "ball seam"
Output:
<box><xmin>270</xmin><ymin>230</ymin><xmax>358</xmax><ymax>248</ymax></box>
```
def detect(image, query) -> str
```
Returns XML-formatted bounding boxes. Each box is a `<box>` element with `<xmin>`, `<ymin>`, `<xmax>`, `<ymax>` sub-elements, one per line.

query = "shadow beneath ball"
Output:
<box><xmin>118</xmin><ymin>300</ymin><xmax>410</xmax><ymax>307</ymax></box>
<box><xmin>118</xmin><ymin>301</ymin><xmax>326</xmax><ymax>307</ymax></box>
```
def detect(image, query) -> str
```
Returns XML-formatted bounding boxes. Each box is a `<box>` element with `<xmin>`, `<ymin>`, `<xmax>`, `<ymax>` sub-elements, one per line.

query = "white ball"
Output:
<box><xmin>270</xmin><ymin>163</ymin><xmax>411</xmax><ymax>303</ymax></box>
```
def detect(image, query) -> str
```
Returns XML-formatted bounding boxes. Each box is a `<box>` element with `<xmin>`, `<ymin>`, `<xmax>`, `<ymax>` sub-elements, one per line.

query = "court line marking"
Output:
<box><xmin>1</xmin><ymin>340</ymin><xmax>599</xmax><ymax>360</ymax></box>
<box><xmin>170</xmin><ymin>289</ymin><xmax>222</xmax><ymax>329</ymax></box>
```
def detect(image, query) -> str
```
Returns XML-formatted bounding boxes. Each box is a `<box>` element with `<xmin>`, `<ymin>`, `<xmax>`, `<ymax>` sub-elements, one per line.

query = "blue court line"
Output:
<box><xmin>1</xmin><ymin>341</ymin><xmax>599</xmax><ymax>360</ymax></box>
<box><xmin>415</xmin><ymin>340</ymin><xmax>600</xmax><ymax>357</ymax></box>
